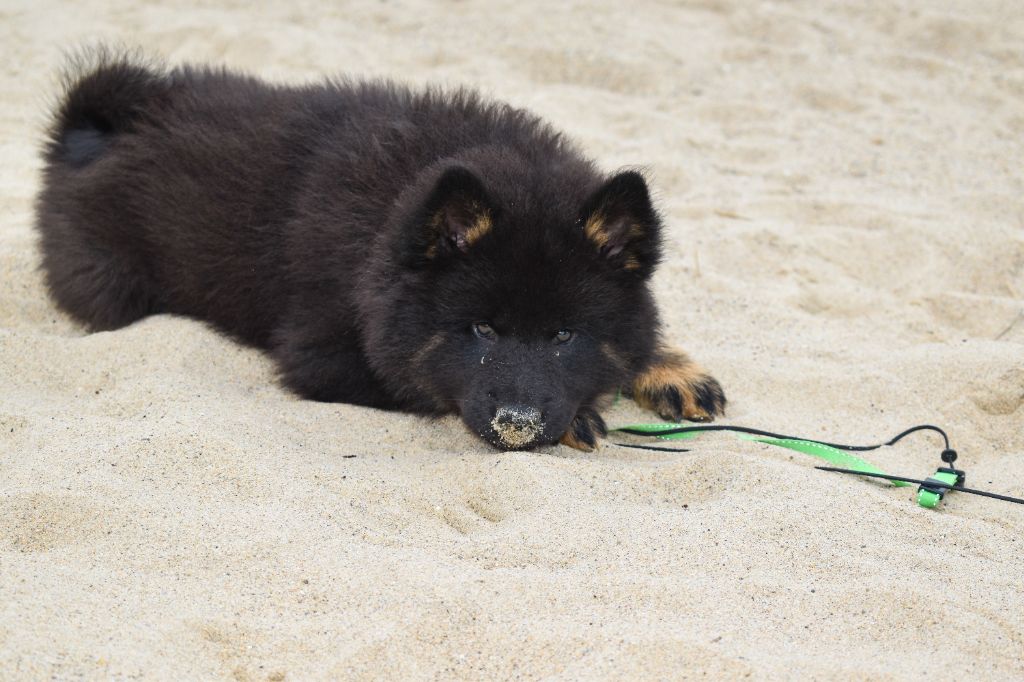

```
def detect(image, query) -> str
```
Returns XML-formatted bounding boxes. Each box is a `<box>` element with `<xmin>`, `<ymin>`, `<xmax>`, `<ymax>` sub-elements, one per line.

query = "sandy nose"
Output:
<box><xmin>491</xmin><ymin>405</ymin><xmax>544</xmax><ymax>448</ymax></box>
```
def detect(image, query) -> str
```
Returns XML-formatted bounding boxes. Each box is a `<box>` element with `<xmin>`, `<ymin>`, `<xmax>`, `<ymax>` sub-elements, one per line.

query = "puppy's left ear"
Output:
<box><xmin>578</xmin><ymin>171</ymin><xmax>662</xmax><ymax>277</ymax></box>
<box><xmin>420</xmin><ymin>166</ymin><xmax>496</xmax><ymax>261</ymax></box>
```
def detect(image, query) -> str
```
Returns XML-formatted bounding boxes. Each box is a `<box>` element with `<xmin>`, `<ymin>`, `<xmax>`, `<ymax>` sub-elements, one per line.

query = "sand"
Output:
<box><xmin>2</xmin><ymin>0</ymin><xmax>1023</xmax><ymax>679</ymax></box>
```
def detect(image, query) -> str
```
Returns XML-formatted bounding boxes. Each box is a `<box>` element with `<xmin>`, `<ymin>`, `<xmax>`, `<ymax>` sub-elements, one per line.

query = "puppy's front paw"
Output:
<box><xmin>559</xmin><ymin>408</ymin><xmax>608</xmax><ymax>452</ymax></box>
<box><xmin>630</xmin><ymin>349</ymin><xmax>726</xmax><ymax>422</ymax></box>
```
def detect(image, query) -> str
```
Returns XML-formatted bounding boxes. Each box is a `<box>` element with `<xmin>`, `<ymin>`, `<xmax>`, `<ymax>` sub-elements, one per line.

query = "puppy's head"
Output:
<box><xmin>379</xmin><ymin>161</ymin><xmax>663</xmax><ymax>450</ymax></box>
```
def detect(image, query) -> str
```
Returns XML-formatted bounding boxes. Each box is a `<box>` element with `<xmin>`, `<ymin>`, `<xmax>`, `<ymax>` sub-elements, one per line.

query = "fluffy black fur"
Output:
<box><xmin>35</xmin><ymin>52</ymin><xmax>724</xmax><ymax>450</ymax></box>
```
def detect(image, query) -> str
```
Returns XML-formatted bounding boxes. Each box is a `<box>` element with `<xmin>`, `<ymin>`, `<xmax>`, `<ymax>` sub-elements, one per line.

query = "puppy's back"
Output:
<box><xmin>36</xmin><ymin>52</ymin><xmax>314</xmax><ymax>341</ymax></box>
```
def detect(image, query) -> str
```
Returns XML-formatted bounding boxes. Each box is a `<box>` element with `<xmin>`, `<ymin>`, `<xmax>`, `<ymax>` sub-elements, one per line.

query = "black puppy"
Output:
<box><xmin>35</xmin><ymin>52</ymin><xmax>725</xmax><ymax>451</ymax></box>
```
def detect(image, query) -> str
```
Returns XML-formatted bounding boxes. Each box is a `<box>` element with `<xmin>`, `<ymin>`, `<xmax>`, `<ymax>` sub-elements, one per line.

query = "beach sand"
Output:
<box><xmin>2</xmin><ymin>0</ymin><xmax>1023</xmax><ymax>678</ymax></box>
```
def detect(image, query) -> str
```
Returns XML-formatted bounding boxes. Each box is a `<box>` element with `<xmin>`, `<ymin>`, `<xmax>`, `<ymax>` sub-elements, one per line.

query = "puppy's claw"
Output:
<box><xmin>631</xmin><ymin>349</ymin><xmax>726</xmax><ymax>423</ymax></box>
<box><xmin>691</xmin><ymin>374</ymin><xmax>726</xmax><ymax>420</ymax></box>
<box><xmin>663</xmin><ymin>386</ymin><xmax>683</xmax><ymax>421</ymax></box>
<box><xmin>560</xmin><ymin>408</ymin><xmax>607</xmax><ymax>452</ymax></box>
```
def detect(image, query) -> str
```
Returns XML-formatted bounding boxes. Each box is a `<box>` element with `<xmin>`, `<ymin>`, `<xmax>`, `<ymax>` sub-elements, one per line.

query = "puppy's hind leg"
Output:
<box><xmin>36</xmin><ymin>213</ymin><xmax>159</xmax><ymax>331</ymax></box>
<box><xmin>36</xmin><ymin>54</ymin><xmax>172</xmax><ymax>331</ymax></box>
<box><xmin>626</xmin><ymin>346</ymin><xmax>726</xmax><ymax>422</ymax></box>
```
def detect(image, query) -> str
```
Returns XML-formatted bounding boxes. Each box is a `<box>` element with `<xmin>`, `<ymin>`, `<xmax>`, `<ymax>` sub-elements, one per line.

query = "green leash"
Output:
<box><xmin>739</xmin><ymin>435</ymin><xmax>908</xmax><ymax>485</ymax></box>
<box><xmin>612</xmin><ymin>423</ymin><xmax>1024</xmax><ymax>510</ymax></box>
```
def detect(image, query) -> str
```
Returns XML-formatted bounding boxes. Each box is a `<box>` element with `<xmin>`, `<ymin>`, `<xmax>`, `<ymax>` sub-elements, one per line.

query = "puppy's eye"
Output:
<box><xmin>553</xmin><ymin>329</ymin><xmax>574</xmax><ymax>344</ymax></box>
<box><xmin>472</xmin><ymin>322</ymin><xmax>497</xmax><ymax>340</ymax></box>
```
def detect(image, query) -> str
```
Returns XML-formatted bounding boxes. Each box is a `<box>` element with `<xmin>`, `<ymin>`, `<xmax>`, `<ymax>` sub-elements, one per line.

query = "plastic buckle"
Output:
<box><xmin>917</xmin><ymin>467</ymin><xmax>965</xmax><ymax>509</ymax></box>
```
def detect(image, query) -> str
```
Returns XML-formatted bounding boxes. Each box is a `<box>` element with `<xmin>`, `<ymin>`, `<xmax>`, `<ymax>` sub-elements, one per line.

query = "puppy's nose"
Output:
<box><xmin>491</xmin><ymin>405</ymin><xmax>544</xmax><ymax>449</ymax></box>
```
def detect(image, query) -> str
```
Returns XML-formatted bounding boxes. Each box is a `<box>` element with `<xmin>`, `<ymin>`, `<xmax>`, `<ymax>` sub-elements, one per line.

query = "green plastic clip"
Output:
<box><xmin>916</xmin><ymin>468</ymin><xmax>965</xmax><ymax>509</ymax></box>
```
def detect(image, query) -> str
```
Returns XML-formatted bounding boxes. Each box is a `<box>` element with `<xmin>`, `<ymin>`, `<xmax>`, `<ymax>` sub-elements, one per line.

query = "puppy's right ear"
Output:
<box><xmin>578</xmin><ymin>171</ymin><xmax>662</xmax><ymax>278</ymax></box>
<box><xmin>405</xmin><ymin>166</ymin><xmax>496</xmax><ymax>266</ymax></box>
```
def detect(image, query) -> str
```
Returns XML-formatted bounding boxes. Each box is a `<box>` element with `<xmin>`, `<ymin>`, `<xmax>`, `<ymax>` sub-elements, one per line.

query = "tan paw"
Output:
<box><xmin>629</xmin><ymin>348</ymin><xmax>726</xmax><ymax>422</ymax></box>
<box><xmin>559</xmin><ymin>408</ymin><xmax>608</xmax><ymax>451</ymax></box>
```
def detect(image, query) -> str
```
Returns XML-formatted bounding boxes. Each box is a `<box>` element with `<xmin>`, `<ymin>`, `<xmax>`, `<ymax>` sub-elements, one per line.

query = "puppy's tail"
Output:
<box><xmin>46</xmin><ymin>48</ymin><xmax>169</xmax><ymax>168</ymax></box>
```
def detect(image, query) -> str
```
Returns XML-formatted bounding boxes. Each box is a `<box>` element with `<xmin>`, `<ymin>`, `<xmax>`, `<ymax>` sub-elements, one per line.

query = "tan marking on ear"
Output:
<box><xmin>425</xmin><ymin>212</ymin><xmax>444</xmax><ymax>259</ymax></box>
<box><xmin>425</xmin><ymin>205</ymin><xmax>491</xmax><ymax>258</ymax></box>
<box><xmin>585</xmin><ymin>215</ymin><xmax>644</xmax><ymax>268</ymax></box>
<box><xmin>463</xmin><ymin>211</ymin><xmax>492</xmax><ymax>245</ymax></box>
<box><xmin>583</xmin><ymin>211</ymin><xmax>610</xmax><ymax>249</ymax></box>
<box><xmin>631</xmin><ymin>347</ymin><xmax>724</xmax><ymax>422</ymax></box>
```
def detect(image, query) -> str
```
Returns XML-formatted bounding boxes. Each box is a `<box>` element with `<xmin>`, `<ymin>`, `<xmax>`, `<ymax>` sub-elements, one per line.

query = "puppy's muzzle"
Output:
<box><xmin>490</xmin><ymin>405</ymin><xmax>544</xmax><ymax>449</ymax></box>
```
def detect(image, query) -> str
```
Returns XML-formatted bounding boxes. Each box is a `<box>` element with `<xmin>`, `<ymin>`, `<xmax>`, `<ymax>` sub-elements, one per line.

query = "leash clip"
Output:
<box><xmin>916</xmin><ymin>467</ymin><xmax>965</xmax><ymax>509</ymax></box>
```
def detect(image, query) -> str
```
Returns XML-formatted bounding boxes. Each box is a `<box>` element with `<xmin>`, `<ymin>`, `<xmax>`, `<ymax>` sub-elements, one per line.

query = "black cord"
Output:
<box><xmin>613</xmin><ymin>442</ymin><xmax>691</xmax><ymax>453</ymax></box>
<box><xmin>614</xmin><ymin>423</ymin><xmax>951</xmax><ymax>453</ymax></box>
<box><xmin>815</xmin><ymin>467</ymin><xmax>1024</xmax><ymax>506</ymax></box>
<box><xmin>613</xmin><ymin>422</ymin><xmax>1024</xmax><ymax>508</ymax></box>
